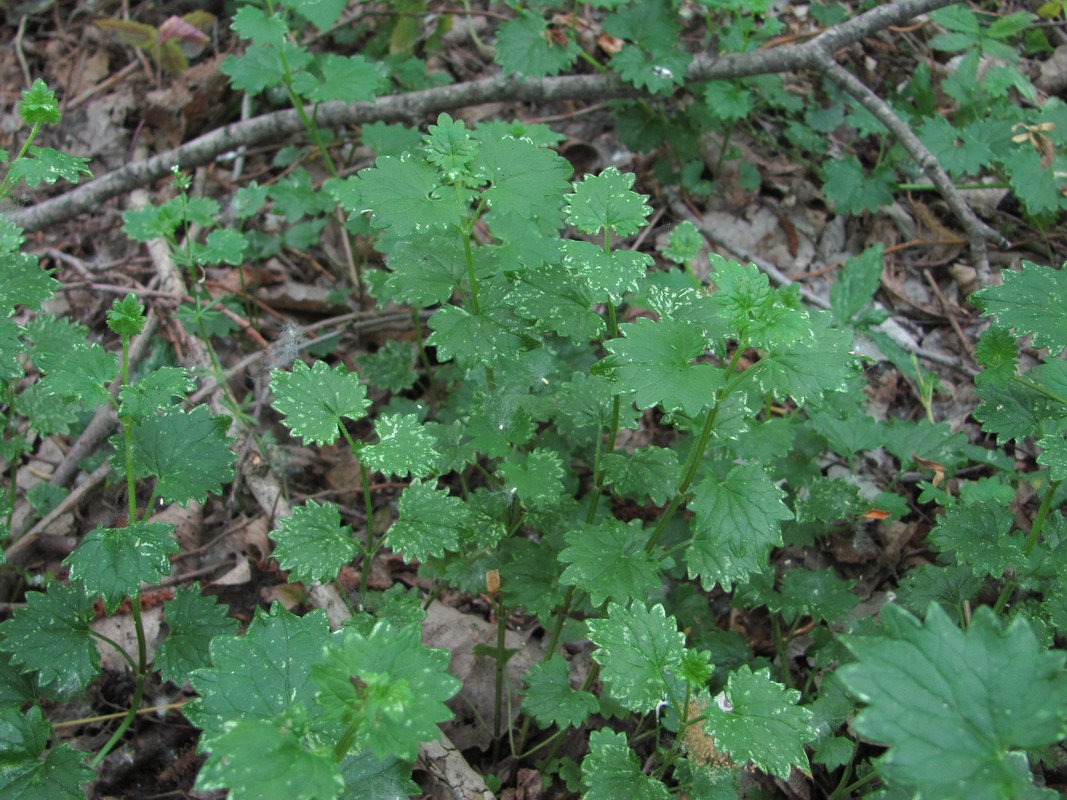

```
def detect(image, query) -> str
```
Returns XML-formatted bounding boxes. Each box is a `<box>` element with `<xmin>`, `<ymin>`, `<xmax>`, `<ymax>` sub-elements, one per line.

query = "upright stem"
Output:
<box><xmin>92</xmin><ymin>328</ymin><xmax>150</xmax><ymax>769</ymax></box>
<box><xmin>993</xmin><ymin>478</ymin><xmax>1062</xmax><ymax>615</ymax></box>
<box><xmin>644</xmin><ymin>348</ymin><xmax>746</xmax><ymax>554</ymax></box>
<box><xmin>340</xmin><ymin>425</ymin><xmax>374</xmax><ymax>609</ymax></box>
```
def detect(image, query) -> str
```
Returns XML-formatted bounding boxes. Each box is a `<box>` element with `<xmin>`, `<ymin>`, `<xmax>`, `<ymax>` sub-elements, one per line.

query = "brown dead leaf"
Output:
<box><xmin>211</xmin><ymin>554</ymin><xmax>252</xmax><ymax>586</ymax></box>
<box><xmin>149</xmin><ymin>501</ymin><xmax>203</xmax><ymax>553</ymax></box>
<box><xmin>93</xmin><ymin>606</ymin><xmax>163</xmax><ymax>672</ymax></box>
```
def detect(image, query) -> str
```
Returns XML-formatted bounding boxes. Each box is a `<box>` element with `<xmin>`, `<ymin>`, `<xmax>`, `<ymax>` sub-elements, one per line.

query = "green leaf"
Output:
<box><xmin>355</xmin><ymin>155</ymin><xmax>464</xmax><ymax>236</ymax></box>
<box><xmin>6</xmin><ymin>148</ymin><xmax>91</xmax><ymax>189</ymax></box>
<box><xmin>0</xmin><ymin>249</ymin><xmax>56</xmax><ymax>311</ymax></box>
<box><xmin>196</xmin><ymin>710</ymin><xmax>343</xmax><ymax>800</ymax></box>
<box><xmin>1002</xmin><ymin>148</ymin><xmax>1067</xmax><ymax>217</ymax></box>
<box><xmin>222</xmin><ymin>42</ymin><xmax>312</xmax><ymax>95</ymax></box>
<box><xmin>232</xmin><ymin>181</ymin><xmax>269</xmax><ymax>219</ymax></box>
<box><xmin>661</xmin><ymin>220</ymin><xmax>704</xmax><ymax>265</ymax></box>
<box><xmin>929</xmin><ymin>499</ymin><xmax>1023</xmax><ymax>579</ymax></box>
<box><xmin>24</xmin><ymin>314</ymin><xmax>89</xmax><ymax>374</ymax></box>
<box><xmin>988</xmin><ymin>10</ymin><xmax>1037</xmax><ymax>39</ymax></box>
<box><xmin>194</xmin><ymin>227</ymin><xmax>248</xmax><ymax>266</ymax></box>
<box><xmin>423</xmin><ymin>113</ymin><xmax>478</xmax><ymax>183</ymax></box>
<box><xmin>1037</xmin><ymin>432</ymin><xmax>1067</xmax><ymax>480</ymax></box>
<box><xmin>562</xmin><ymin>240</ymin><xmax>653</xmax><ymax>305</ymax></box>
<box><xmin>753</xmin><ymin>312</ymin><xmax>854</xmax><ymax>405</ymax></box>
<box><xmin>270</xmin><ymin>360</ymin><xmax>370</xmax><ymax>446</ymax></box>
<box><xmin>973</xmin><ymin>379</ymin><xmax>1058</xmax><ymax>445</ymax></box>
<box><xmin>687</xmin><ymin>463</ymin><xmax>792</xmax><ymax>591</ymax></box>
<box><xmin>386</xmin><ymin>479</ymin><xmax>466</xmax><ymax>563</ymax></box>
<box><xmin>270</xmin><ymin>500</ymin><xmax>360</xmax><ymax>585</ymax></box>
<box><xmin>63</xmin><ymin>522</ymin><xmax>178</xmax><ymax>612</ymax></box>
<box><xmin>831</xmin><ymin>244</ymin><xmax>883</xmax><ymax>326</ymax></box>
<box><xmin>774</xmin><ymin>567</ymin><xmax>859</xmax><ymax>624</ymax></box>
<box><xmin>37</xmin><ymin>341</ymin><xmax>114</xmax><ymax>407</ymax></box>
<box><xmin>359</xmin><ymin>122</ymin><xmax>423</xmax><ymax>158</ymax></box>
<box><xmin>703</xmin><ymin>666</ymin><xmax>816</xmax><ymax>779</ymax></box>
<box><xmin>291</xmin><ymin>54</ymin><xmax>385</xmax><ymax>103</ymax></box>
<box><xmin>500</xmin><ymin>537</ymin><xmax>568</xmax><ymax>622</ymax></box>
<box><xmin>521</xmin><ymin>654</ymin><xmax>599</xmax><ymax>729</ymax></box>
<box><xmin>603</xmin><ymin>317</ymin><xmax>722</xmax><ymax>416</ymax></box>
<box><xmin>495</xmin><ymin>12</ymin><xmax>579</xmax><ymax>78</ymax></box>
<box><xmin>582</xmin><ymin>728</ymin><xmax>671</xmax><ymax>800</ymax></box>
<box><xmin>703</xmin><ymin>81</ymin><xmax>753</xmax><ymax>122</ymax></box>
<box><xmin>119</xmin><ymin>366</ymin><xmax>195</xmax><ymax>421</ymax></box>
<box><xmin>499</xmin><ymin>448</ymin><xmax>565</xmax><ymax>511</ymax></box>
<box><xmin>311</xmin><ymin>620</ymin><xmax>460</xmax><ymax>761</ymax></box>
<box><xmin>357</xmin><ymin>340</ymin><xmax>418</xmax><ymax>393</ymax></box>
<box><xmin>154</xmin><ymin>584</ymin><xmax>238</xmax><ymax>685</ymax></box>
<box><xmin>609</xmin><ymin>41</ymin><xmax>690</xmax><ymax>96</ymax></box>
<box><xmin>0</xmin><ymin>583</ymin><xmax>98</xmax><ymax>698</ymax></box>
<box><xmin>13</xmin><ymin>383</ymin><xmax>80</xmax><ymax>436</ymax></box>
<box><xmin>230</xmin><ymin>6</ymin><xmax>287</xmax><ymax>46</ymax></box>
<box><xmin>18</xmin><ymin>80</ymin><xmax>61</xmax><ymax>126</ymax></box>
<box><xmin>339</xmin><ymin>751</ymin><xmax>420</xmax><ymax>800</ymax></box>
<box><xmin>268</xmin><ymin>169</ymin><xmax>336</xmax><ymax>222</ymax></box>
<box><xmin>839</xmin><ymin>604</ymin><xmax>1067</xmax><ymax>799</ymax></box>
<box><xmin>0</xmin><ymin>705</ymin><xmax>93</xmax><ymax>799</ymax></box>
<box><xmin>972</xmin><ymin>261</ymin><xmax>1067</xmax><ymax>357</ymax></box>
<box><xmin>918</xmin><ymin>117</ymin><xmax>996</xmax><ymax>178</ymax></box>
<box><xmin>362</xmin><ymin>413</ymin><xmax>439</xmax><ymax>479</ymax></box>
<box><xmin>708</xmin><ymin>255</ymin><xmax>814</xmax><ymax>350</ymax></box>
<box><xmin>129</xmin><ymin>405</ymin><xmax>236</xmax><ymax>504</ymax></box>
<box><xmin>382</xmin><ymin>230</ymin><xmax>466</xmax><ymax>306</ymax></box>
<box><xmin>586</xmin><ymin>601</ymin><xmax>686</xmax><ymax>714</ymax></box>
<box><xmin>975</xmin><ymin>325</ymin><xmax>1018</xmax><ymax>373</ymax></box>
<box><xmin>106</xmin><ymin>292</ymin><xmax>146</xmax><ymax>337</ymax></box>
<box><xmin>602</xmin><ymin>446</ymin><xmax>680</xmax><ymax>505</ymax></box>
<box><xmin>187</xmin><ymin>605</ymin><xmax>332</xmax><ymax>740</ymax></box>
<box><xmin>565</xmin><ymin>167</ymin><xmax>652</xmax><ymax>237</ymax></box>
<box><xmin>290</xmin><ymin>0</ymin><xmax>348</xmax><ymax>30</ymax></box>
<box><xmin>806</xmin><ymin>405</ymin><xmax>883</xmax><ymax>456</ymax></box>
<box><xmin>507</xmin><ymin>262</ymin><xmax>604</xmax><ymax>343</ymax></box>
<box><xmin>121</xmin><ymin>200</ymin><xmax>181</xmax><ymax>242</ymax></box>
<box><xmin>820</xmin><ymin>156</ymin><xmax>894</xmax><ymax>214</ymax></box>
<box><xmin>559</xmin><ymin>519</ymin><xmax>661</xmax><ymax>607</ymax></box>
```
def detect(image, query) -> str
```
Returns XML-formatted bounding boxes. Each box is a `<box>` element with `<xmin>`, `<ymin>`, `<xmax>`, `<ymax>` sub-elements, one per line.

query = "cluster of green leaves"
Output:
<box><xmin>255</xmin><ymin>106</ymin><xmax>1067</xmax><ymax>798</ymax></box>
<box><xmin>494</xmin><ymin>1</ymin><xmax>1066</xmax><ymax>225</ymax></box>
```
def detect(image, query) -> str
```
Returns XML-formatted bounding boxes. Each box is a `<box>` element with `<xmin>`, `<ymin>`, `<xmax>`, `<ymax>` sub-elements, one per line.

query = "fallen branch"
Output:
<box><xmin>10</xmin><ymin>0</ymin><xmax>968</xmax><ymax>243</ymax></box>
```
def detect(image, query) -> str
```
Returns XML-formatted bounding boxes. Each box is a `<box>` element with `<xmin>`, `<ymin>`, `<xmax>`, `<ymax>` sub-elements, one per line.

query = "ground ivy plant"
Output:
<box><xmin>0</xmin><ymin>5</ymin><xmax>1066</xmax><ymax>795</ymax></box>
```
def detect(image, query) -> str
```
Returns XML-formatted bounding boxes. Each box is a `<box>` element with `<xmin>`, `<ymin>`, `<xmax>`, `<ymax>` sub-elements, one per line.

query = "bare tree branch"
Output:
<box><xmin>811</xmin><ymin>52</ymin><xmax>1004</xmax><ymax>284</ymax></box>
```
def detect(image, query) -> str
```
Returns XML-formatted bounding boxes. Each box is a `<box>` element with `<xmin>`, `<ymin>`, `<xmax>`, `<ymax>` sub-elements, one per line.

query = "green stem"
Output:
<box><xmin>2</xmin><ymin>380</ymin><xmax>17</xmax><ymax>539</ymax></box>
<box><xmin>0</xmin><ymin>121</ymin><xmax>42</xmax><ymax>200</ymax></box>
<box><xmin>87</xmin><ymin>630</ymin><xmax>138</xmax><ymax>673</ymax></box>
<box><xmin>833</xmin><ymin>768</ymin><xmax>879</xmax><ymax>798</ymax></box>
<box><xmin>770</xmin><ymin>614</ymin><xmax>793</xmax><ymax>688</ymax></box>
<box><xmin>459</xmin><ymin>197</ymin><xmax>487</xmax><ymax>316</ymax></box>
<box><xmin>491</xmin><ymin>594</ymin><xmax>507</xmax><ymax>765</ymax></box>
<box><xmin>334</xmin><ymin>716</ymin><xmax>361</xmax><ymax>761</ymax></box>
<box><xmin>120</xmin><ymin>334</ymin><xmax>137</xmax><ymax>524</ymax></box>
<box><xmin>644</xmin><ymin>348</ymin><xmax>747</xmax><ymax>554</ymax></box>
<box><xmin>90</xmin><ymin>664</ymin><xmax>147</xmax><ymax>769</ymax></box>
<box><xmin>339</xmin><ymin>425</ymin><xmax>374</xmax><ymax>608</ymax></box>
<box><xmin>1012</xmin><ymin>374</ymin><xmax>1067</xmax><ymax>407</ymax></box>
<box><xmin>993</xmin><ymin>478</ymin><xmax>1062</xmax><ymax>615</ymax></box>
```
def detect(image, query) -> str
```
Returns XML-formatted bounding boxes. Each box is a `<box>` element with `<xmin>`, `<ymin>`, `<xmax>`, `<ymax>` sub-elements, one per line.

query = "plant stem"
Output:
<box><xmin>643</xmin><ymin>348</ymin><xmax>746</xmax><ymax>554</ymax></box>
<box><xmin>993</xmin><ymin>478</ymin><xmax>1062</xmax><ymax>615</ymax></box>
<box><xmin>491</xmin><ymin>594</ymin><xmax>507</xmax><ymax>764</ymax></box>
<box><xmin>340</xmin><ymin>425</ymin><xmax>374</xmax><ymax>609</ymax></box>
